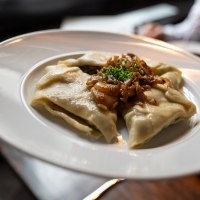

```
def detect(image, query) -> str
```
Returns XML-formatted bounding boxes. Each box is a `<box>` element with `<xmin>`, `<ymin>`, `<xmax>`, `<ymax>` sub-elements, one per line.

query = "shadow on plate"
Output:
<box><xmin>34</xmin><ymin>106</ymin><xmax>198</xmax><ymax>149</ymax></box>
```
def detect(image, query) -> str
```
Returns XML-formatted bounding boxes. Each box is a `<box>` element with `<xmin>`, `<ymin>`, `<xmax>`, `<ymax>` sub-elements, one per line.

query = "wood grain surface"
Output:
<box><xmin>100</xmin><ymin>176</ymin><xmax>200</xmax><ymax>200</ymax></box>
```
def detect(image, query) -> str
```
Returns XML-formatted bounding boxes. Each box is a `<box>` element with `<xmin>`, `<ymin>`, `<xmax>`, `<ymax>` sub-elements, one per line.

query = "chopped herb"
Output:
<box><xmin>105</xmin><ymin>66</ymin><xmax>134</xmax><ymax>81</ymax></box>
<box><xmin>139</xmin><ymin>69</ymin><xmax>144</xmax><ymax>75</ymax></box>
<box><xmin>98</xmin><ymin>56</ymin><xmax>145</xmax><ymax>81</ymax></box>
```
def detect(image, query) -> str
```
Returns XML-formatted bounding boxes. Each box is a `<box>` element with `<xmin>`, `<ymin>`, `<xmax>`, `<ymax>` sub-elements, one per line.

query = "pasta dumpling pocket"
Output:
<box><xmin>31</xmin><ymin>52</ymin><xmax>196</xmax><ymax>149</ymax></box>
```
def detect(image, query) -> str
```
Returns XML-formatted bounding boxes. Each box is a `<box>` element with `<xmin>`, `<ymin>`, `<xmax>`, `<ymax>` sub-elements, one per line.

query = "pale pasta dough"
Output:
<box><xmin>31</xmin><ymin>52</ymin><xmax>196</xmax><ymax>148</ymax></box>
<box><xmin>32</xmin><ymin>63</ymin><xmax>119</xmax><ymax>142</ymax></box>
<box><xmin>122</xmin><ymin>64</ymin><xmax>196</xmax><ymax>148</ymax></box>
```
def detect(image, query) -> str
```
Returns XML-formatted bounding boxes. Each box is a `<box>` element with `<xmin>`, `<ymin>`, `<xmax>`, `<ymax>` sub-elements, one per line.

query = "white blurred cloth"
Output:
<box><xmin>61</xmin><ymin>3</ymin><xmax>178</xmax><ymax>34</ymax></box>
<box><xmin>164</xmin><ymin>0</ymin><xmax>200</xmax><ymax>41</ymax></box>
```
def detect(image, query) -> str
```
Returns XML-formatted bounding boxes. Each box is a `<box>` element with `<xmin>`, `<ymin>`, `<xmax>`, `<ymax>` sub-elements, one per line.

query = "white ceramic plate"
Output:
<box><xmin>1</xmin><ymin>30</ymin><xmax>200</xmax><ymax>179</ymax></box>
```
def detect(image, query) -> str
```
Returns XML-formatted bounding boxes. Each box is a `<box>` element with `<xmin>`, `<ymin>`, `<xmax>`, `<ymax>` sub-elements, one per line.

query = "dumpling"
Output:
<box><xmin>122</xmin><ymin>63</ymin><xmax>196</xmax><ymax>148</ymax></box>
<box><xmin>59</xmin><ymin>51</ymin><xmax>116</xmax><ymax>67</ymax></box>
<box><xmin>31</xmin><ymin>51</ymin><xmax>196</xmax><ymax>149</ymax></box>
<box><xmin>31</xmin><ymin>63</ymin><xmax>119</xmax><ymax>143</ymax></box>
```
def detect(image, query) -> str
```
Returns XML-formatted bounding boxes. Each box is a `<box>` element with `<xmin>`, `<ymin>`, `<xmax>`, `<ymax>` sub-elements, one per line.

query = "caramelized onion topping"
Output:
<box><xmin>86</xmin><ymin>53</ymin><xmax>168</xmax><ymax>110</ymax></box>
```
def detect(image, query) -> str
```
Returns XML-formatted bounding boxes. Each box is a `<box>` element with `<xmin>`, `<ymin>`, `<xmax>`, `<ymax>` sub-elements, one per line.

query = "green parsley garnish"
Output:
<box><xmin>105</xmin><ymin>66</ymin><xmax>134</xmax><ymax>81</ymax></box>
<box><xmin>99</xmin><ymin>57</ymin><xmax>145</xmax><ymax>81</ymax></box>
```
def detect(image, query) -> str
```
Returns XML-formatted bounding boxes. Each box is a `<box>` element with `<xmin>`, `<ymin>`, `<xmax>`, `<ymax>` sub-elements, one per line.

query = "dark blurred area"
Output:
<box><xmin>0</xmin><ymin>156</ymin><xmax>37</xmax><ymax>200</ymax></box>
<box><xmin>0</xmin><ymin>0</ymin><xmax>194</xmax><ymax>41</ymax></box>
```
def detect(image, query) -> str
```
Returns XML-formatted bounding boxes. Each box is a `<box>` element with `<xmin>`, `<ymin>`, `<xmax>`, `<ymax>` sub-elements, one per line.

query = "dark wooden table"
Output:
<box><xmin>100</xmin><ymin>176</ymin><xmax>200</xmax><ymax>200</ymax></box>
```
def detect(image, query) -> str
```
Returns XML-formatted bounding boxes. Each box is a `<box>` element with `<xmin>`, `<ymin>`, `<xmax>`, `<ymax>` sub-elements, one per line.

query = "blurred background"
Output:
<box><xmin>0</xmin><ymin>0</ymin><xmax>195</xmax><ymax>41</ymax></box>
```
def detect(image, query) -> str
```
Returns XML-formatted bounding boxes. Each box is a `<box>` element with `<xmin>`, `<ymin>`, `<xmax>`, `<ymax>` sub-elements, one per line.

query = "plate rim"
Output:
<box><xmin>1</xmin><ymin>29</ymin><xmax>199</xmax><ymax>63</ymax></box>
<box><xmin>1</xmin><ymin>29</ymin><xmax>200</xmax><ymax>179</ymax></box>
